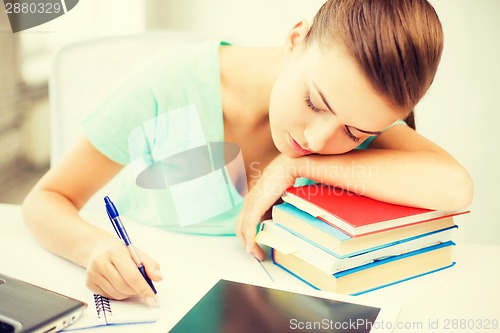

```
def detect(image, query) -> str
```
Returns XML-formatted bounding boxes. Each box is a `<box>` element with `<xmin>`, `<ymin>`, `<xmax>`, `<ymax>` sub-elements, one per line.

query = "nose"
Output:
<box><xmin>304</xmin><ymin>117</ymin><xmax>342</xmax><ymax>153</ymax></box>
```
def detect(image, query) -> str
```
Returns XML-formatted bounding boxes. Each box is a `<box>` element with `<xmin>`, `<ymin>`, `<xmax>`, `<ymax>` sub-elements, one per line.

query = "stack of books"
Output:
<box><xmin>256</xmin><ymin>184</ymin><xmax>469</xmax><ymax>295</ymax></box>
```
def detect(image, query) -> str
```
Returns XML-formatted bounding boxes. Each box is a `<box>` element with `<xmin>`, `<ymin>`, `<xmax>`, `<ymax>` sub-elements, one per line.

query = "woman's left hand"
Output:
<box><xmin>235</xmin><ymin>153</ymin><xmax>299</xmax><ymax>261</ymax></box>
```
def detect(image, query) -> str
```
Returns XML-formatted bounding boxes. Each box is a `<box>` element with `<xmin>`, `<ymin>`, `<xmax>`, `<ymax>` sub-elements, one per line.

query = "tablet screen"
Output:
<box><xmin>170</xmin><ymin>279</ymin><xmax>381</xmax><ymax>333</ymax></box>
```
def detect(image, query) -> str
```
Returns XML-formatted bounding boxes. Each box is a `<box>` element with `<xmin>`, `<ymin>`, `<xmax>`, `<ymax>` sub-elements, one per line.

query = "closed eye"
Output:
<box><xmin>305</xmin><ymin>96</ymin><xmax>323</xmax><ymax>113</ymax></box>
<box><xmin>345</xmin><ymin>126</ymin><xmax>362</xmax><ymax>143</ymax></box>
<box><xmin>307</xmin><ymin>94</ymin><xmax>362</xmax><ymax>143</ymax></box>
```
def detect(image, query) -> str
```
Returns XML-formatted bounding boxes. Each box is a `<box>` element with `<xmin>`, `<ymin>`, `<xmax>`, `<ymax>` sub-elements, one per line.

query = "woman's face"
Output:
<box><xmin>269</xmin><ymin>41</ymin><xmax>402</xmax><ymax>157</ymax></box>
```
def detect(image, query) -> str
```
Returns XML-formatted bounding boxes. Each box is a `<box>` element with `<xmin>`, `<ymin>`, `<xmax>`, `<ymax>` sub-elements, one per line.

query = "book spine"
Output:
<box><xmin>333</xmin><ymin>241</ymin><xmax>455</xmax><ymax>278</ymax></box>
<box><xmin>270</xmin><ymin>248</ymin><xmax>321</xmax><ymax>291</ymax></box>
<box><xmin>349</xmin><ymin>262</ymin><xmax>456</xmax><ymax>296</ymax></box>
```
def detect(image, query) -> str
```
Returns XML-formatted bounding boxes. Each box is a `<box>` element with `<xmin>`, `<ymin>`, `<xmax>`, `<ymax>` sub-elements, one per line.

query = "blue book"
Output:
<box><xmin>272</xmin><ymin>241</ymin><xmax>456</xmax><ymax>296</ymax></box>
<box><xmin>272</xmin><ymin>203</ymin><xmax>456</xmax><ymax>258</ymax></box>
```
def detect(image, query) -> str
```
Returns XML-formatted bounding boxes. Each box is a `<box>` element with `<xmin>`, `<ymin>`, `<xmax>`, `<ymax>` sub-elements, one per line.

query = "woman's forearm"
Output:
<box><xmin>22</xmin><ymin>189</ymin><xmax>115</xmax><ymax>268</ymax></box>
<box><xmin>21</xmin><ymin>137</ymin><xmax>126</xmax><ymax>268</ymax></box>
<box><xmin>294</xmin><ymin>149</ymin><xmax>473</xmax><ymax>211</ymax></box>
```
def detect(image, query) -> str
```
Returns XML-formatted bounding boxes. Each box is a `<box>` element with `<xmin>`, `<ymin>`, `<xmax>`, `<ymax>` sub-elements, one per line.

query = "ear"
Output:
<box><xmin>285</xmin><ymin>20</ymin><xmax>310</xmax><ymax>52</ymax></box>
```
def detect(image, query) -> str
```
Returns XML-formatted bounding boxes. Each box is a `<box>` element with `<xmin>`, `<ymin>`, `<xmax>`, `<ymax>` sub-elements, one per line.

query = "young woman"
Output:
<box><xmin>22</xmin><ymin>0</ymin><xmax>473</xmax><ymax>306</ymax></box>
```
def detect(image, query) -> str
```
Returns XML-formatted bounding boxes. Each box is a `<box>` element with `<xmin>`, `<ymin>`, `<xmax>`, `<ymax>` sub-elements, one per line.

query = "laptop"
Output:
<box><xmin>0</xmin><ymin>273</ymin><xmax>87</xmax><ymax>333</ymax></box>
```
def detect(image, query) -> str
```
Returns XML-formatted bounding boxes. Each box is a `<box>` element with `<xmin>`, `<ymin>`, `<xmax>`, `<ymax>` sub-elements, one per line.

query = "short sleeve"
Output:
<box><xmin>82</xmin><ymin>66</ymin><xmax>161</xmax><ymax>165</ymax></box>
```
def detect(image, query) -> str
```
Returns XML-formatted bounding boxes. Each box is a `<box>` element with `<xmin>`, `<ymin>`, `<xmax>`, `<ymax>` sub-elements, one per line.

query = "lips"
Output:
<box><xmin>288</xmin><ymin>134</ymin><xmax>311</xmax><ymax>155</ymax></box>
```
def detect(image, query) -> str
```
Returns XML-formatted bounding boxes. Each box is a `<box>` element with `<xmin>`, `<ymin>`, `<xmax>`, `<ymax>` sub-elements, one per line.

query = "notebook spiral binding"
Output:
<box><xmin>93</xmin><ymin>294</ymin><xmax>112</xmax><ymax>320</ymax></box>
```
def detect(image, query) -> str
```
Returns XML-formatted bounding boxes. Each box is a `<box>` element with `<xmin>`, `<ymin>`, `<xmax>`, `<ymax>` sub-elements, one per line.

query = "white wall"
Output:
<box><xmin>145</xmin><ymin>0</ymin><xmax>326</xmax><ymax>45</ymax></box>
<box><xmin>146</xmin><ymin>0</ymin><xmax>500</xmax><ymax>245</ymax></box>
<box><xmin>418</xmin><ymin>0</ymin><xmax>500</xmax><ymax>246</ymax></box>
<box><xmin>19</xmin><ymin>0</ymin><xmax>146</xmax><ymax>83</ymax></box>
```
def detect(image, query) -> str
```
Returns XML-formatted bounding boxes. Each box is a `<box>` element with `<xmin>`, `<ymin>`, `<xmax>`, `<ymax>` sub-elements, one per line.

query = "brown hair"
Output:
<box><xmin>304</xmin><ymin>0</ymin><xmax>444</xmax><ymax>129</ymax></box>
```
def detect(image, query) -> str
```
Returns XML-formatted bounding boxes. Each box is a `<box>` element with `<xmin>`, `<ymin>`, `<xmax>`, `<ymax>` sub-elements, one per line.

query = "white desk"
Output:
<box><xmin>1</xmin><ymin>203</ymin><xmax>499</xmax><ymax>332</ymax></box>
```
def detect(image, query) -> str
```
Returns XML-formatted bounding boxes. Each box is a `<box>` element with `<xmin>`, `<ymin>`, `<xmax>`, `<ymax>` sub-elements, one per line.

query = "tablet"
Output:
<box><xmin>149</xmin><ymin>277</ymin><xmax>400</xmax><ymax>333</ymax></box>
<box><xmin>0</xmin><ymin>273</ymin><xmax>87</xmax><ymax>333</ymax></box>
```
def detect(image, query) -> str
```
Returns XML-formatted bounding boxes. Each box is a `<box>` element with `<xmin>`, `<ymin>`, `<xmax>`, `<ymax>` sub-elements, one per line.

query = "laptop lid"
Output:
<box><xmin>0</xmin><ymin>273</ymin><xmax>87</xmax><ymax>333</ymax></box>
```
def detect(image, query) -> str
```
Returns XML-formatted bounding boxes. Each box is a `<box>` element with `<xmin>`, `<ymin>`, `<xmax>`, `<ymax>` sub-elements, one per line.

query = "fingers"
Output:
<box><xmin>235</xmin><ymin>201</ymin><xmax>254</xmax><ymax>251</ymax></box>
<box><xmin>236</xmin><ymin>154</ymin><xmax>298</xmax><ymax>259</ymax></box>
<box><xmin>86</xmin><ymin>248</ymin><xmax>135</xmax><ymax>300</ymax></box>
<box><xmin>249</xmin><ymin>242</ymin><xmax>265</xmax><ymax>262</ymax></box>
<box><xmin>235</xmin><ymin>198</ymin><xmax>265</xmax><ymax>260</ymax></box>
<box><xmin>113</xmin><ymin>254</ymin><xmax>159</xmax><ymax>306</ymax></box>
<box><xmin>140</xmin><ymin>250</ymin><xmax>163</xmax><ymax>283</ymax></box>
<box><xmin>85</xmin><ymin>241</ymin><xmax>161</xmax><ymax>306</ymax></box>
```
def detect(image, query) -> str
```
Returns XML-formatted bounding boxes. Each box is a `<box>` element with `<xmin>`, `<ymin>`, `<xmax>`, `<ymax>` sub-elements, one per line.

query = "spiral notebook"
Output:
<box><xmin>64</xmin><ymin>293</ymin><xmax>164</xmax><ymax>331</ymax></box>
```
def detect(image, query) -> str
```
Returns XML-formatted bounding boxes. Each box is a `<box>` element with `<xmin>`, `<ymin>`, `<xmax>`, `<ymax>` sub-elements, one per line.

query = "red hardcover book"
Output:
<box><xmin>282</xmin><ymin>184</ymin><xmax>469</xmax><ymax>237</ymax></box>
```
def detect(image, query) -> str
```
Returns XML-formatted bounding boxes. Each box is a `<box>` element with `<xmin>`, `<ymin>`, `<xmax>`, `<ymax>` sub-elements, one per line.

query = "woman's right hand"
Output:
<box><xmin>85</xmin><ymin>240</ymin><xmax>162</xmax><ymax>306</ymax></box>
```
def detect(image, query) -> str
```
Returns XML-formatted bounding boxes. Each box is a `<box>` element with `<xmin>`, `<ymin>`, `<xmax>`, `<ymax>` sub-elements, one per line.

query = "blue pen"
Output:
<box><xmin>104</xmin><ymin>196</ymin><xmax>157</xmax><ymax>294</ymax></box>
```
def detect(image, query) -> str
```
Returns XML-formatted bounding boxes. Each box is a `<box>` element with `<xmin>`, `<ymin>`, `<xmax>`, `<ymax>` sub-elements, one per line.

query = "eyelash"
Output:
<box><xmin>305</xmin><ymin>96</ymin><xmax>362</xmax><ymax>143</ymax></box>
<box><xmin>344</xmin><ymin>126</ymin><xmax>362</xmax><ymax>143</ymax></box>
<box><xmin>305</xmin><ymin>96</ymin><xmax>322</xmax><ymax>113</ymax></box>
